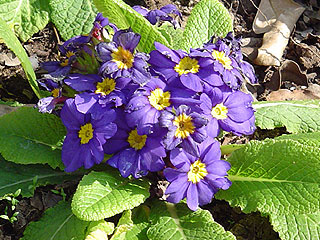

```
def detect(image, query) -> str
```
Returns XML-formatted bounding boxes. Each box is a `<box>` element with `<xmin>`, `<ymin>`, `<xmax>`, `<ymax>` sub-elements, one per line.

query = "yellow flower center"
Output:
<box><xmin>111</xmin><ymin>46</ymin><xmax>134</xmax><ymax>69</ymax></box>
<box><xmin>188</xmin><ymin>160</ymin><xmax>208</xmax><ymax>183</ymax></box>
<box><xmin>51</xmin><ymin>88</ymin><xmax>59</xmax><ymax>98</ymax></box>
<box><xmin>174</xmin><ymin>57</ymin><xmax>200</xmax><ymax>75</ymax></box>
<box><xmin>212</xmin><ymin>50</ymin><xmax>233</xmax><ymax>70</ymax></box>
<box><xmin>60</xmin><ymin>51</ymin><xmax>75</xmax><ymax>67</ymax></box>
<box><xmin>173</xmin><ymin>113</ymin><xmax>195</xmax><ymax>139</ymax></box>
<box><xmin>78</xmin><ymin>123</ymin><xmax>94</xmax><ymax>144</ymax></box>
<box><xmin>148</xmin><ymin>88</ymin><xmax>171</xmax><ymax>110</ymax></box>
<box><xmin>127</xmin><ymin>129</ymin><xmax>147</xmax><ymax>150</ymax></box>
<box><xmin>95</xmin><ymin>78</ymin><xmax>116</xmax><ymax>96</ymax></box>
<box><xmin>60</xmin><ymin>59</ymin><xmax>69</xmax><ymax>67</ymax></box>
<box><xmin>211</xmin><ymin>103</ymin><xmax>228</xmax><ymax>120</ymax></box>
<box><xmin>66</xmin><ymin>51</ymin><xmax>75</xmax><ymax>58</ymax></box>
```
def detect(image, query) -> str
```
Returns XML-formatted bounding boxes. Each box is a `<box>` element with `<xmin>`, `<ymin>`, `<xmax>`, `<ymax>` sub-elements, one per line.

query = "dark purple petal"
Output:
<box><xmin>64</xmin><ymin>73</ymin><xmax>99</xmax><ymax>92</ymax></box>
<box><xmin>113</xmin><ymin>29</ymin><xmax>140</xmax><ymax>52</ymax></box>
<box><xmin>197</xmin><ymin>181</ymin><xmax>214</xmax><ymax>206</ymax></box>
<box><xmin>60</xmin><ymin>98</ymin><xmax>85</xmax><ymax>130</ymax></box>
<box><xmin>186</xmin><ymin>183</ymin><xmax>198</xmax><ymax>211</ymax></box>
<box><xmin>180</xmin><ymin>74</ymin><xmax>203</xmax><ymax>92</ymax></box>
<box><xmin>133</xmin><ymin>5</ymin><xmax>149</xmax><ymax>16</ymax></box>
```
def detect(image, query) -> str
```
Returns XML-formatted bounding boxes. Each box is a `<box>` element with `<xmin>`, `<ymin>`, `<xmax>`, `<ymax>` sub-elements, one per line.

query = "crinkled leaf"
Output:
<box><xmin>0</xmin><ymin>107</ymin><xmax>66</xmax><ymax>169</ymax></box>
<box><xmin>49</xmin><ymin>0</ymin><xmax>97</xmax><ymax>40</ymax></box>
<box><xmin>0</xmin><ymin>0</ymin><xmax>49</xmax><ymax>42</ymax></box>
<box><xmin>71</xmin><ymin>170</ymin><xmax>150</xmax><ymax>221</ymax></box>
<box><xmin>0</xmin><ymin>18</ymin><xmax>41</xmax><ymax>98</ymax></box>
<box><xmin>22</xmin><ymin>201</ymin><xmax>91</xmax><ymax>240</ymax></box>
<box><xmin>217</xmin><ymin>133</ymin><xmax>320</xmax><ymax>240</ymax></box>
<box><xmin>92</xmin><ymin>0</ymin><xmax>170</xmax><ymax>52</ymax></box>
<box><xmin>157</xmin><ymin>23</ymin><xmax>183</xmax><ymax>50</ymax></box>
<box><xmin>111</xmin><ymin>206</ymin><xmax>149</xmax><ymax>240</ymax></box>
<box><xmin>178</xmin><ymin>0</ymin><xmax>233</xmax><ymax>51</ymax></box>
<box><xmin>147</xmin><ymin>201</ymin><xmax>235</xmax><ymax>240</ymax></box>
<box><xmin>253</xmin><ymin>100</ymin><xmax>320</xmax><ymax>133</ymax></box>
<box><xmin>85</xmin><ymin>220</ymin><xmax>114</xmax><ymax>240</ymax></box>
<box><xmin>0</xmin><ymin>155</ymin><xmax>81</xmax><ymax>197</ymax></box>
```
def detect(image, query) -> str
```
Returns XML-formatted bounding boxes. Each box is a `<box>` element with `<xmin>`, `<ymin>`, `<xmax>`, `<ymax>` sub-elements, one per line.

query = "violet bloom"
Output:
<box><xmin>60</xmin><ymin>98</ymin><xmax>117</xmax><ymax>172</ymax></box>
<box><xmin>149</xmin><ymin>42</ymin><xmax>222</xmax><ymax>92</ymax></box>
<box><xmin>64</xmin><ymin>73</ymin><xmax>128</xmax><ymax>113</ymax></box>
<box><xmin>164</xmin><ymin>139</ymin><xmax>231</xmax><ymax>211</ymax></box>
<box><xmin>96</xmin><ymin>29</ymin><xmax>150</xmax><ymax>86</ymax></box>
<box><xmin>41</xmin><ymin>51</ymin><xmax>76</xmax><ymax>79</ymax></box>
<box><xmin>36</xmin><ymin>79</ymin><xmax>66</xmax><ymax>113</ymax></box>
<box><xmin>200</xmin><ymin>87</ymin><xmax>255</xmax><ymax>138</ymax></box>
<box><xmin>133</xmin><ymin>4</ymin><xmax>182</xmax><ymax>28</ymax></box>
<box><xmin>198</xmin><ymin>39</ymin><xmax>244</xmax><ymax>90</ymax></box>
<box><xmin>126</xmin><ymin>77</ymin><xmax>199</xmax><ymax>134</ymax></box>
<box><xmin>104</xmin><ymin>109</ymin><xmax>166</xmax><ymax>178</ymax></box>
<box><xmin>90</xmin><ymin>13</ymin><xmax>117</xmax><ymax>41</ymax></box>
<box><xmin>218</xmin><ymin>32</ymin><xmax>257</xmax><ymax>85</ymax></box>
<box><xmin>159</xmin><ymin>105</ymin><xmax>207</xmax><ymax>157</ymax></box>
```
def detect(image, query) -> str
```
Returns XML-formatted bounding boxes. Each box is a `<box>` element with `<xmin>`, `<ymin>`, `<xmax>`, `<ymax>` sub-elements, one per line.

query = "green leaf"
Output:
<box><xmin>157</xmin><ymin>23</ymin><xmax>183</xmax><ymax>50</ymax></box>
<box><xmin>217</xmin><ymin>134</ymin><xmax>320</xmax><ymax>239</ymax></box>
<box><xmin>22</xmin><ymin>201</ymin><xmax>92</xmax><ymax>240</ymax></box>
<box><xmin>0</xmin><ymin>155</ymin><xmax>81</xmax><ymax>197</ymax></box>
<box><xmin>71</xmin><ymin>170</ymin><xmax>150</xmax><ymax>221</ymax></box>
<box><xmin>147</xmin><ymin>201</ymin><xmax>235</xmax><ymax>240</ymax></box>
<box><xmin>0</xmin><ymin>0</ymin><xmax>49</xmax><ymax>42</ymax></box>
<box><xmin>111</xmin><ymin>206</ymin><xmax>150</xmax><ymax>240</ymax></box>
<box><xmin>49</xmin><ymin>0</ymin><xmax>97</xmax><ymax>40</ymax></box>
<box><xmin>253</xmin><ymin>100</ymin><xmax>320</xmax><ymax>133</ymax></box>
<box><xmin>85</xmin><ymin>220</ymin><xmax>114</xmax><ymax>240</ymax></box>
<box><xmin>0</xmin><ymin>107</ymin><xmax>66</xmax><ymax>169</ymax></box>
<box><xmin>0</xmin><ymin>18</ymin><xmax>41</xmax><ymax>98</ymax></box>
<box><xmin>178</xmin><ymin>0</ymin><xmax>233</xmax><ymax>51</ymax></box>
<box><xmin>92</xmin><ymin>0</ymin><xmax>170</xmax><ymax>52</ymax></box>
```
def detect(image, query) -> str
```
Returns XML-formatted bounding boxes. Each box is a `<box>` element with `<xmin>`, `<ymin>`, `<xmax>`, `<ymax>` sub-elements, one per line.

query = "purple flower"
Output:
<box><xmin>104</xmin><ymin>109</ymin><xmax>166</xmax><ymax>178</ymax></box>
<box><xmin>96</xmin><ymin>29</ymin><xmax>150</xmax><ymax>86</ymax></box>
<box><xmin>200</xmin><ymin>87</ymin><xmax>256</xmax><ymax>137</ymax></box>
<box><xmin>218</xmin><ymin>32</ymin><xmax>257</xmax><ymax>85</ymax></box>
<box><xmin>126</xmin><ymin>77</ymin><xmax>199</xmax><ymax>134</ymax></box>
<box><xmin>90</xmin><ymin>13</ymin><xmax>117</xmax><ymax>42</ymax></box>
<box><xmin>59</xmin><ymin>35</ymin><xmax>90</xmax><ymax>56</ymax></box>
<box><xmin>64</xmin><ymin>73</ymin><xmax>128</xmax><ymax>113</ymax></box>
<box><xmin>60</xmin><ymin>98</ymin><xmax>117</xmax><ymax>172</ymax></box>
<box><xmin>197</xmin><ymin>40</ymin><xmax>243</xmax><ymax>89</ymax></box>
<box><xmin>149</xmin><ymin>42</ymin><xmax>222</xmax><ymax>92</ymax></box>
<box><xmin>159</xmin><ymin>105</ymin><xmax>207</xmax><ymax>156</ymax></box>
<box><xmin>41</xmin><ymin>51</ymin><xmax>76</xmax><ymax>79</ymax></box>
<box><xmin>164</xmin><ymin>139</ymin><xmax>231</xmax><ymax>211</ymax></box>
<box><xmin>36</xmin><ymin>79</ymin><xmax>66</xmax><ymax>113</ymax></box>
<box><xmin>133</xmin><ymin>4</ymin><xmax>182</xmax><ymax>28</ymax></box>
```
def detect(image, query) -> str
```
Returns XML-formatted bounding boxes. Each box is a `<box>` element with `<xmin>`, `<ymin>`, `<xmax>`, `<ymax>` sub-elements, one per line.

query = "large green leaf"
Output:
<box><xmin>71</xmin><ymin>170</ymin><xmax>150</xmax><ymax>221</ymax></box>
<box><xmin>0</xmin><ymin>107</ymin><xmax>66</xmax><ymax>169</ymax></box>
<box><xmin>253</xmin><ymin>100</ymin><xmax>320</xmax><ymax>133</ymax></box>
<box><xmin>0</xmin><ymin>18</ymin><xmax>41</xmax><ymax>98</ymax></box>
<box><xmin>85</xmin><ymin>220</ymin><xmax>114</xmax><ymax>240</ymax></box>
<box><xmin>0</xmin><ymin>155</ymin><xmax>81</xmax><ymax>197</ymax></box>
<box><xmin>178</xmin><ymin>0</ymin><xmax>233</xmax><ymax>51</ymax></box>
<box><xmin>217</xmin><ymin>133</ymin><xmax>320</xmax><ymax>240</ymax></box>
<box><xmin>49</xmin><ymin>0</ymin><xmax>97</xmax><ymax>40</ymax></box>
<box><xmin>147</xmin><ymin>201</ymin><xmax>235</xmax><ymax>240</ymax></box>
<box><xmin>22</xmin><ymin>201</ymin><xmax>92</xmax><ymax>240</ymax></box>
<box><xmin>0</xmin><ymin>0</ymin><xmax>50</xmax><ymax>42</ymax></box>
<box><xmin>111</xmin><ymin>206</ymin><xmax>150</xmax><ymax>240</ymax></box>
<box><xmin>92</xmin><ymin>0</ymin><xmax>170</xmax><ymax>52</ymax></box>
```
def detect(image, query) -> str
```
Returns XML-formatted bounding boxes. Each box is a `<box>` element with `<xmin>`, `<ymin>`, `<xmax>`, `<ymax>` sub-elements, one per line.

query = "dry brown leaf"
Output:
<box><xmin>253</xmin><ymin>0</ymin><xmax>305</xmax><ymax>66</ymax></box>
<box><xmin>266</xmin><ymin>84</ymin><xmax>320</xmax><ymax>101</ymax></box>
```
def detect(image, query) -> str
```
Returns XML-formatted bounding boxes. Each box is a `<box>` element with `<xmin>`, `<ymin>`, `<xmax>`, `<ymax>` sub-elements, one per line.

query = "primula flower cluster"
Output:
<box><xmin>37</xmin><ymin>11</ymin><xmax>256</xmax><ymax>211</ymax></box>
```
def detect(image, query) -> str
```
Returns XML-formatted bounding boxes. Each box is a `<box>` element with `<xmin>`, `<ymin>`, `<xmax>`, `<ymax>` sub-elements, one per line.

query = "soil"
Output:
<box><xmin>0</xmin><ymin>0</ymin><xmax>319</xmax><ymax>239</ymax></box>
